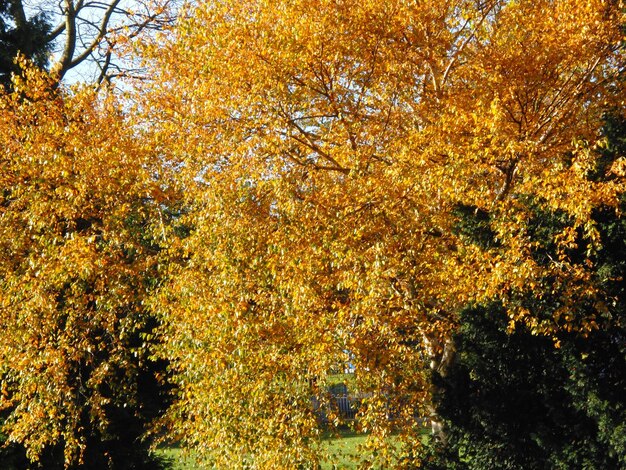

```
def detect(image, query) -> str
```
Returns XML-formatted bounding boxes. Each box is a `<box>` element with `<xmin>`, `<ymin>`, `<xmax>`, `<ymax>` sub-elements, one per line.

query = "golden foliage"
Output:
<box><xmin>1</xmin><ymin>0</ymin><xmax>624</xmax><ymax>467</ymax></box>
<box><xmin>0</xmin><ymin>65</ymin><xmax>165</xmax><ymax>465</ymax></box>
<box><xmin>139</xmin><ymin>0</ymin><xmax>625</xmax><ymax>467</ymax></box>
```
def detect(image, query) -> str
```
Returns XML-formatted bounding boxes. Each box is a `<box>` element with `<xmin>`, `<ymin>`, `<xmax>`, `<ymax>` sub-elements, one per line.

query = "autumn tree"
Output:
<box><xmin>0</xmin><ymin>65</ymin><xmax>172</xmax><ymax>468</ymax></box>
<box><xmin>138</xmin><ymin>0</ymin><xmax>625</xmax><ymax>467</ymax></box>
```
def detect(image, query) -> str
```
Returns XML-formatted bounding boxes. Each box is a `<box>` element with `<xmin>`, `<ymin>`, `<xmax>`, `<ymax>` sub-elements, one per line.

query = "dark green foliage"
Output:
<box><xmin>1</xmin><ymin>331</ymin><xmax>173</xmax><ymax>470</ymax></box>
<box><xmin>591</xmin><ymin>111</ymin><xmax>626</xmax><ymax>182</ymax></box>
<box><xmin>0</xmin><ymin>420</ymin><xmax>29</xmax><ymax>470</ymax></box>
<box><xmin>0</xmin><ymin>0</ymin><xmax>51</xmax><ymax>90</ymax></box>
<box><xmin>452</xmin><ymin>204</ymin><xmax>499</xmax><ymax>250</ymax></box>
<box><xmin>425</xmin><ymin>115</ymin><xmax>626</xmax><ymax>469</ymax></box>
<box><xmin>424</xmin><ymin>305</ymin><xmax>625</xmax><ymax>470</ymax></box>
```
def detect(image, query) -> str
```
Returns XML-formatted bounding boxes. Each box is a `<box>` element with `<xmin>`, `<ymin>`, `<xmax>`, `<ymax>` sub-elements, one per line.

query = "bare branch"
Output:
<box><xmin>67</xmin><ymin>0</ymin><xmax>122</xmax><ymax>70</ymax></box>
<box><xmin>53</xmin><ymin>0</ymin><xmax>77</xmax><ymax>79</ymax></box>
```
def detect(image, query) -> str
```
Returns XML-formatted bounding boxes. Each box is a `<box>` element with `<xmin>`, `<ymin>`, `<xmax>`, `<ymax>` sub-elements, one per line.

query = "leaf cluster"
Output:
<box><xmin>0</xmin><ymin>68</ymin><xmax>172</xmax><ymax>468</ymax></box>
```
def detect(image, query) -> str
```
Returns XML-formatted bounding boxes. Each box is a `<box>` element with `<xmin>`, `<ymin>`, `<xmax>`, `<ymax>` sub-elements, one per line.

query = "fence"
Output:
<box><xmin>335</xmin><ymin>394</ymin><xmax>358</xmax><ymax>420</ymax></box>
<box><xmin>312</xmin><ymin>392</ymin><xmax>366</xmax><ymax>424</ymax></box>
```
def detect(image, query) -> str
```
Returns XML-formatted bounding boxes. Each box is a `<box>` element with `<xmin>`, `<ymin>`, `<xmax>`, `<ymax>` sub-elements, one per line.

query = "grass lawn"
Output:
<box><xmin>157</xmin><ymin>428</ymin><xmax>428</xmax><ymax>469</ymax></box>
<box><xmin>320</xmin><ymin>430</ymin><xmax>380</xmax><ymax>469</ymax></box>
<box><xmin>157</xmin><ymin>447</ymin><xmax>198</xmax><ymax>470</ymax></box>
<box><xmin>157</xmin><ymin>433</ymin><xmax>374</xmax><ymax>469</ymax></box>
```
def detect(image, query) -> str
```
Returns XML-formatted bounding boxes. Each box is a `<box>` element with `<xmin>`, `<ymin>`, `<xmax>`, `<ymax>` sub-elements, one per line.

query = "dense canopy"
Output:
<box><xmin>0</xmin><ymin>0</ymin><xmax>624</xmax><ymax>468</ymax></box>
<box><xmin>0</xmin><ymin>67</ymin><xmax>169</xmax><ymax>466</ymax></box>
<box><xmin>140</xmin><ymin>0</ymin><xmax>625</xmax><ymax>466</ymax></box>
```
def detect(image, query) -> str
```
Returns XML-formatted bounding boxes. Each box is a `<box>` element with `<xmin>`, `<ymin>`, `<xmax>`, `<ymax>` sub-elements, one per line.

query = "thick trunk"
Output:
<box><xmin>424</xmin><ymin>334</ymin><xmax>456</xmax><ymax>443</ymax></box>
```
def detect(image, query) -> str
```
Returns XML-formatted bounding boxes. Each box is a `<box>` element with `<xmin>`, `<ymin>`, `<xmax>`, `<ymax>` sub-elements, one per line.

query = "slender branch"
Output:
<box><xmin>48</xmin><ymin>0</ymin><xmax>84</xmax><ymax>42</ymax></box>
<box><xmin>288</xmin><ymin>120</ymin><xmax>350</xmax><ymax>174</ymax></box>
<box><xmin>95</xmin><ymin>48</ymin><xmax>112</xmax><ymax>85</ymax></box>
<box><xmin>68</xmin><ymin>0</ymin><xmax>122</xmax><ymax>69</ymax></box>
<box><xmin>441</xmin><ymin>0</ymin><xmax>500</xmax><ymax>86</ymax></box>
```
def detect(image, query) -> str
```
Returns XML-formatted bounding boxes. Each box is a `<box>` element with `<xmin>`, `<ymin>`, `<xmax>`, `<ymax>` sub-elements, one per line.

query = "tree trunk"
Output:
<box><xmin>424</xmin><ymin>334</ymin><xmax>456</xmax><ymax>444</ymax></box>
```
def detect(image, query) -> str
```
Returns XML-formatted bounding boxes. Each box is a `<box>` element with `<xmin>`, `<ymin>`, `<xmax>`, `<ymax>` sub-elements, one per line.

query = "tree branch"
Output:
<box><xmin>54</xmin><ymin>0</ymin><xmax>77</xmax><ymax>79</ymax></box>
<box><xmin>67</xmin><ymin>0</ymin><xmax>122</xmax><ymax>70</ymax></box>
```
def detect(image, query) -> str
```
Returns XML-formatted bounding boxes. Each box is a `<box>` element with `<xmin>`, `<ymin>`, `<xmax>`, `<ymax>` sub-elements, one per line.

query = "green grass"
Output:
<box><xmin>156</xmin><ymin>428</ymin><xmax>429</xmax><ymax>469</ymax></box>
<box><xmin>321</xmin><ymin>430</ymin><xmax>375</xmax><ymax>469</ymax></box>
<box><xmin>156</xmin><ymin>447</ymin><xmax>199</xmax><ymax>470</ymax></box>
<box><xmin>156</xmin><ymin>435</ymin><xmax>370</xmax><ymax>469</ymax></box>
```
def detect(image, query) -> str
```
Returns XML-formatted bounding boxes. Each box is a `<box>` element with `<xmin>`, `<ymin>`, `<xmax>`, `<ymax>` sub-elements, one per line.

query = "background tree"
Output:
<box><xmin>44</xmin><ymin>0</ymin><xmax>177</xmax><ymax>83</ymax></box>
<box><xmin>0</xmin><ymin>0</ymin><xmax>52</xmax><ymax>89</ymax></box>
<box><xmin>424</xmin><ymin>303</ymin><xmax>625</xmax><ymax>470</ymax></box>
<box><xmin>424</xmin><ymin>114</ymin><xmax>626</xmax><ymax>469</ymax></box>
<box><xmin>0</xmin><ymin>0</ymin><xmax>176</xmax><ymax>87</ymax></box>
<box><xmin>0</xmin><ymin>65</ymin><xmax>172</xmax><ymax>468</ymax></box>
<box><xmin>140</xmin><ymin>0</ymin><xmax>625</xmax><ymax>467</ymax></box>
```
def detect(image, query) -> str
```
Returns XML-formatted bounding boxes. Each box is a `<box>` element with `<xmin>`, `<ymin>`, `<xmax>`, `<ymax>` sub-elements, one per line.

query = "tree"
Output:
<box><xmin>424</xmin><ymin>303</ymin><xmax>625</xmax><ymax>470</ymax></box>
<box><xmin>139</xmin><ymin>0</ymin><xmax>626</xmax><ymax>467</ymax></box>
<box><xmin>423</xmin><ymin>111</ymin><xmax>626</xmax><ymax>469</ymax></box>
<box><xmin>0</xmin><ymin>0</ymin><xmax>52</xmax><ymax>89</ymax></box>
<box><xmin>1</xmin><ymin>0</ymin><xmax>176</xmax><ymax>87</ymax></box>
<box><xmin>43</xmin><ymin>0</ymin><xmax>177</xmax><ymax>83</ymax></box>
<box><xmin>0</xmin><ymin>65</ymin><xmax>172</xmax><ymax>468</ymax></box>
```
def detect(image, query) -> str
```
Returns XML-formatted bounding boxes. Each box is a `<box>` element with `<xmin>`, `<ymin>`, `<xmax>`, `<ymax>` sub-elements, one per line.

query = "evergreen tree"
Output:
<box><xmin>425</xmin><ymin>115</ymin><xmax>626</xmax><ymax>469</ymax></box>
<box><xmin>0</xmin><ymin>0</ymin><xmax>51</xmax><ymax>89</ymax></box>
<box><xmin>425</xmin><ymin>304</ymin><xmax>625</xmax><ymax>470</ymax></box>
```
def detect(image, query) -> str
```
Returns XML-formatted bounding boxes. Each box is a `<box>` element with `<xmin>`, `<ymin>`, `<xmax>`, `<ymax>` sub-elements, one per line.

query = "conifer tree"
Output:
<box><xmin>425</xmin><ymin>114</ymin><xmax>626</xmax><ymax>469</ymax></box>
<box><xmin>0</xmin><ymin>0</ymin><xmax>51</xmax><ymax>89</ymax></box>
